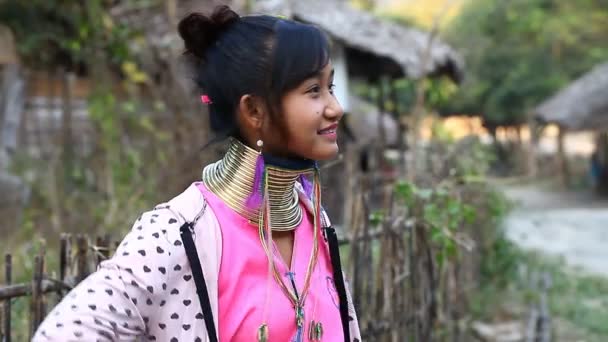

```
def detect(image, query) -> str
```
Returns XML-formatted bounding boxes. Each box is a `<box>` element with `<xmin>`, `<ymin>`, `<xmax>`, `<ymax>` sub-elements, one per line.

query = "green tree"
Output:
<box><xmin>443</xmin><ymin>0</ymin><xmax>608</xmax><ymax>128</ymax></box>
<box><xmin>0</xmin><ymin>0</ymin><xmax>172</xmax><ymax>238</ymax></box>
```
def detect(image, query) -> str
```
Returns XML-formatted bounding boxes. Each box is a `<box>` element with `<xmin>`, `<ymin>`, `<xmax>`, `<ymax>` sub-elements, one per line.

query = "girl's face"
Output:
<box><xmin>263</xmin><ymin>61</ymin><xmax>343</xmax><ymax>161</ymax></box>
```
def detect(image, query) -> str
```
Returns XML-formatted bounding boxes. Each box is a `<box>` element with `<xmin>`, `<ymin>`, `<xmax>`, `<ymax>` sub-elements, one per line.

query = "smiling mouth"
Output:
<box><xmin>318</xmin><ymin>125</ymin><xmax>338</xmax><ymax>134</ymax></box>
<box><xmin>318</xmin><ymin>128</ymin><xmax>336</xmax><ymax>134</ymax></box>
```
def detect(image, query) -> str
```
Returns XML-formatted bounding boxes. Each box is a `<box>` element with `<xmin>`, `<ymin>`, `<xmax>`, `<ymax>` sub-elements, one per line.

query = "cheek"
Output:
<box><xmin>284</xmin><ymin>101</ymin><xmax>322</xmax><ymax>139</ymax></box>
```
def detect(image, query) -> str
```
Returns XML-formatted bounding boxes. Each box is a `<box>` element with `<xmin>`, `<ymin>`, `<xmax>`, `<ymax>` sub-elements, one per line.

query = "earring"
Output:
<box><xmin>246</xmin><ymin>139</ymin><xmax>266</xmax><ymax>209</ymax></box>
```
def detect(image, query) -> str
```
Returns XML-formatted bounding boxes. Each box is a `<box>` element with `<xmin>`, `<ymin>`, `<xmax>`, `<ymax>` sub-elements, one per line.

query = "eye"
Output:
<box><xmin>307</xmin><ymin>85</ymin><xmax>321</xmax><ymax>93</ymax></box>
<box><xmin>306</xmin><ymin>85</ymin><xmax>322</xmax><ymax>98</ymax></box>
<box><xmin>329</xmin><ymin>83</ymin><xmax>336</xmax><ymax>94</ymax></box>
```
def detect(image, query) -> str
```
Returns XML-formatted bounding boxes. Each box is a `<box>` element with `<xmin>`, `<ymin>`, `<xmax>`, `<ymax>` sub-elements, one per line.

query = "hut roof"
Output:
<box><xmin>535</xmin><ymin>62</ymin><xmax>608</xmax><ymax>131</ymax></box>
<box><xmin>254</xmin><ymin>0</ymin><xmax>464</xmax><ymax>82</ymax></box>
<box><xmin>110</xmin><ymin>0</ymin><xmax>463</xmax><ymax>82</ymax></box>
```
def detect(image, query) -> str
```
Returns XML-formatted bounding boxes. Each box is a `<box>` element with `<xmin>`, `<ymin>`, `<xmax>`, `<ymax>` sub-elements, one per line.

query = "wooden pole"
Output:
<box><xmin>30</xmin><ymin>255</ymin><xmax>44</xmax><ymax>339</ymax></box>
<box><xmin>390</xmin><ymin>80</ymin><xmax>406</xmax><ymax>178</ymax></box>
<box><xmin>3</xmin><ymin>253</ymin><xmax>11</xmax><ymax>342</ymax></box>
<box><xmin>342</xmin><ymin>144</ymin><xmax>357</xmax><ymax>239</ymax></box>
<box><xmin>95</xmin><ymin>236</ymin><xmax>104</xmax><ymax>265</ymax></box>
<box><xmin>373</xmin><ymin>79</ymin><xmax>387</xmax><ymax>203</ymax></box>
<box><xmin>65</xmin><ymin>234</ymin><xmax>74</xmax><ymax>286</ymax></box>
<box><xmin>59</xmin><ymin>234</ymin><xmax>67</xmax><ymax>301</ymax></box>
<box><xmin>0</xmin><ymin>64</ymin><xmax>25</xmax><ymax>155</ymax></box>
<box><xmin>597</xmin><ymin>132</ymin><xmax>608</xmax><ymax>195</ymax></box>
<box><xmin>409</xmin><ymin>225</ymin><xmax>419</xmax><ymax>341</ymax></box>
<box><xmin>0</xmin><ymin>301</ymin><xmax>3</xmax><ymax>341</ymax></box>
<box><xmin>556</xmin><ymin>126</ymin><xmax>570</xmax><ymax>186</ymax></box>
<box><xmin>527</xmin><ymin>116</ymin><xmax>539</xmax><ymax>178</ymax></box>
<box><xmin>95</xmin><ymin>234</ymin><xmax>111</xmax><ymax>265</ymax></box>
<box><xmin>0</xmin><ymin>281</ymin><xmax>70</xmax><ymax>300</ymax></box>
<box><xmin>75</xmin><ymin>235</ymin><xmax>88</xmax><ymax>283</ymax></box>
<box><xmin>376</xmin><ymin>79</ymin><xmax>387</xmax><ymax>152</ymax></box>
<box><xmin>60</xmin><ymin>71</ymin><xmax>75</xmax><ymax>191</ymax></box>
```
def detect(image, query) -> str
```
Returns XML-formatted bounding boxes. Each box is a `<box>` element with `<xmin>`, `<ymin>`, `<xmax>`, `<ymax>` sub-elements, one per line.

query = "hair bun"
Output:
<box><xmin>178</xmin><ymin>5</ymin><xmax>240</xmax><ymax>60</ymax></box>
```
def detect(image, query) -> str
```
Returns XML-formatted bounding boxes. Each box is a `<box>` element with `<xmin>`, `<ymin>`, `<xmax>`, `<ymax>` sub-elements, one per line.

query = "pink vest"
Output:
<box><xmin>198</xmin><ymin>183</ymin><xmax>343</xmax><ymax>341</ymax></box>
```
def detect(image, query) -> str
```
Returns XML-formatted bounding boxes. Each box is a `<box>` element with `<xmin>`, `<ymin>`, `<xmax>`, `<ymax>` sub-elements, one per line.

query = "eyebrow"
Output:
<box><xmin>306</xmin><ymin>68</ymin><xmax>334</xmax><ymax>81</ymax></box>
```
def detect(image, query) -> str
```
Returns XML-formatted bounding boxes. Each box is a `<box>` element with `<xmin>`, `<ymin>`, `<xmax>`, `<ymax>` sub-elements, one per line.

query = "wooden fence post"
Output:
<box><xmin>75</xmin><ymin>235</ymin><xmax>88</xmax><ymax>283</ymax></box>
<box><xmin>95</xmin><ymin>235</ymin><xmax>110</xmax><ymax>265</ymax></box>
<box><xmin>0</xmin><ymin>301</ymin><xmax>4</xmax><ymax>341</ymax></box>
<box><xmin>390</xmin><ymin>80</ymin><xmax>406</xmax><ymax>178</ymax></box>
<box><xmin>409</xmin><ymin>224</ymin><xmax>419</xmax><ymax>341</ymax></box>
<box><xmin>58</xmin><ymin>234</ymin><xmax>68</xmax><ymax>301</ymax></box>
<box><xmin>66</xmin><ymin>234</ymin><xmax>74</xmax><ymax>284</ymax></box>
<box><xmin>556</xmin><ymin>126</ymin><xmax>570</xmax><ymax>187</ymax></box>
<box><xmin>3</xmin><ymin>253</ymin><xmax>11</xmax><ymax>342</ymax></box>
<box><xmin>29</xmin><ymin>254</ymin><xmax>45</xmax><ymax>339</ymax></box>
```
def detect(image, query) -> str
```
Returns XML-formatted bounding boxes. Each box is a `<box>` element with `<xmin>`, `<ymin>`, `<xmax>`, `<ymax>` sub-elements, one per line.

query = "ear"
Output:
<box><xmin>237</xmin><ymin>94</ymin><xmax>266</xmax><ymax>132</ymax></box>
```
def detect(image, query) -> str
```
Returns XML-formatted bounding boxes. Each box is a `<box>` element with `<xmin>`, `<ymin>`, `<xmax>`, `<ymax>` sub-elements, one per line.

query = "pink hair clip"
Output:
<box><xmin>201</xmin><ymin>94</ymin><xmax>213</xmax><ymax>105</ymax></box>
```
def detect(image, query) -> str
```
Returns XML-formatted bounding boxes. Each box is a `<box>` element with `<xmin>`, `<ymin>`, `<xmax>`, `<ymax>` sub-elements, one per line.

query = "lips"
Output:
<box><xmin>318</xmin><ymin>123</ymin><xmax>338</xmax><ymax>135</ymax></box>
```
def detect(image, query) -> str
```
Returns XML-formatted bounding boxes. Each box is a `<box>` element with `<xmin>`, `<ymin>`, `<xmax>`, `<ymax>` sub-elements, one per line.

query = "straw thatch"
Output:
<box><xmin>535</xmin><ymin>62</ymin><xmax>608</xmax><ymax>131</ymax></box>
<box><xmin>254</xmin><ymin>0</ymin><xmax>464</xmax><ymax>82</ymax></box>
<box><xmin>109</xmin><ymin>0</ymin><xmax>463</xmax><ymax>82</ymax></box>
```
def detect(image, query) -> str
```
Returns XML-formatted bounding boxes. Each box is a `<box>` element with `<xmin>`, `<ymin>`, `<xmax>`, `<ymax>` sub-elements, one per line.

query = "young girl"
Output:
<box><xmin>34</xmin><ymin>5</ymin><xmax>361</xmax><ymax>341</ymax></box>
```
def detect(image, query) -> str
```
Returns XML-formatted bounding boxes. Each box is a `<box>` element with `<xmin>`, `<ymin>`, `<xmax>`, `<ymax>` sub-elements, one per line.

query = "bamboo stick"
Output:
<box><xmin>75</xmin><ymin>235</ymin><xmax>88</xmax><ymax>283</ymax></box>
<box><xmin>3</xmin><ymin>253</ymin><xmax>12</xmax><ymax>342</ymax></box>
<box><xmin>29</xmin><ymin>255</ymin><xmax>43</xmax><ymax>338</ymax></box>
<box><xmin>59</xmin><ymin>234</ymin><xmax>67</xmax><ymax>281</ymax></box>
<box><xmin>58</xmin><ymin>233</ymin><xmax>68</xmax><ymax>302</ymax></box>
<box><xmin>0</xmin><ymin>280</ymin><xmax>71</xmax><ymax>300</ymax></box>
<box><xmin>0</xmin><ymin>301</ymin><xmax>4</xmax><ymax>341</ymax></box>
<box><xmin>95</xmin><ymin>236</ymin><xmax>105</xmax><ymax>265</ymax></box>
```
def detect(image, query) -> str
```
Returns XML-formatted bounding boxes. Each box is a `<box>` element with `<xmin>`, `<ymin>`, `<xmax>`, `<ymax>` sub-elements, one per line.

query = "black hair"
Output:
<box><xmin>178</xmin><ymin>5</ymin><xmax>330</xmax><ymax>139</ymax></box>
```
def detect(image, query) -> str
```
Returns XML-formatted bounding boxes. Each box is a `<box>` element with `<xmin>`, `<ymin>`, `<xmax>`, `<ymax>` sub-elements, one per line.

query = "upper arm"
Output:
<box><xmin>33</xmin><ymin>209</ymin><xmax>178</xmax><ymax>341</ymax></box>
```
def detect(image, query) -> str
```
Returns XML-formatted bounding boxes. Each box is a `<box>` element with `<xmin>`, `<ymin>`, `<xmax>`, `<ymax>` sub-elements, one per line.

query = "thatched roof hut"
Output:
<box><xmin>110</xmin><ymin>0</ymin><xmax>464</xmax><ymax>83</ymax></box>
<box><xmin>254</xmin><ymin>0</ymin><xmax>464</xmax><ymax>83</ymax></box>
<box><xmin>535</xmin><ymin>62</ymin><xmax>608</xmax><ymax>131</ymax></box>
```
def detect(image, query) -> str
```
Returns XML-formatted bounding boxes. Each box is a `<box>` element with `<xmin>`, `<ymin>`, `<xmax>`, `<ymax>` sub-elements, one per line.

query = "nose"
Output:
<box><xmin>324</xmin><ymin>94</ymin><xmax>343</xmax><ymax>121</ymax></box>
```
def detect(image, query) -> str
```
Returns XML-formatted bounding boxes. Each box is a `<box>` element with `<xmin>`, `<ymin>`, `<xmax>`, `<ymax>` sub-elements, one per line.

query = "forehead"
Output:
<box><xmin>315</xmin><ymin>60</ymin><xmax>334</xmax><ymax>78</ymax></box>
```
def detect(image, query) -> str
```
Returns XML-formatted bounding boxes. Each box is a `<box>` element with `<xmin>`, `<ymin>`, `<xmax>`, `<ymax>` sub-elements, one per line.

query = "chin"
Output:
<box><xmin>311</xmin><ymin>144</ymin><xmax>340</xmax><ymax>161</ymax></box>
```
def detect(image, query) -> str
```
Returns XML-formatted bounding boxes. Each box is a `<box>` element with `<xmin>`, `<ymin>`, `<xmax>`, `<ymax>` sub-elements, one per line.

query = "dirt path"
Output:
<box><xmin>500</xmin><ymin>182</ymin><xmax>608</xmax><ymax>276</ymax></box>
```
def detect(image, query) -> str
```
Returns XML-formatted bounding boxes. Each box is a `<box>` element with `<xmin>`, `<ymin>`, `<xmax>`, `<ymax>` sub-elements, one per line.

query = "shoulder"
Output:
<box><xmin>108</xmin><ymin>182</ymin><xmax>219</xmax><ymax>272</ymax></box>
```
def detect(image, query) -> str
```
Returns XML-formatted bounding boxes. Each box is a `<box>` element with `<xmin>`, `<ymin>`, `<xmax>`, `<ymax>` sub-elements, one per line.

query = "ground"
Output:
<box><xmin>501</xmin><ymin>181</ymin><xmax>608</xmax><ymax>276</ymax></box>
<box><xmin>495</xmin><ymin>179</ymin><xmax>608</xmax><ymax>341</ymax></box>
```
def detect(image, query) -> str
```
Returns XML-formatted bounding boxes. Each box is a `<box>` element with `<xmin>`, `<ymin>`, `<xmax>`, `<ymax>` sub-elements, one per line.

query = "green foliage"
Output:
<box><xmin>474</xmin><ymin>249</ymin><xmax>608</xmax><ymax>340</ymax></box>
<box><xmin>479</xmin><ymin>231</ymin><xmax>522</xmax><ymax>287</ymax></box>
<box><xmin>394</xmin><ymin>179</ymin><xmax>491</xmax><ymax>267</ymax></box>
<box><xmin>0</xmin><ymin>0</ymin><xmax>144</xmax><ymax>72</ymax></box>
<box><xmin>523</xmin><ymin>254</ymin><xmax>608</xmax><ymax>337</ymax></box>
<box><xmin>350</xmin><ymin>75</ymin><xmax>458</xmax><ymax>116</ymax></box>
<box><xmin>1</xmin><ymin>2</ymin><xmax>182</xmax><ymax>338</ymax></box>
<box><xmin>456</xmin><ymin>139</ymin><xmax>495</xmax><ymax>179</ymax></box>
<box><xmin>387</xmin><ymin>135</ymin><xmax>509</xmax><ymax>268</ymax></box>
<box><xmin>368</xmin><ymin>210</ymin><xmax>384</xmax><ymax>226</ymax></box>
<box><xmin>444</xmin><ymin>0</ymin><xmax>608</xmax><ymax>126</ymax></box>
<box><xmin>2</xmin><ymin>0</ymin><xmax>167</xmax><ymax>239</ymax></box>
<box><xmin>428</xmin><ymin>134</ymin><xmax>497</xmax><ymax>181</ymax></box>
